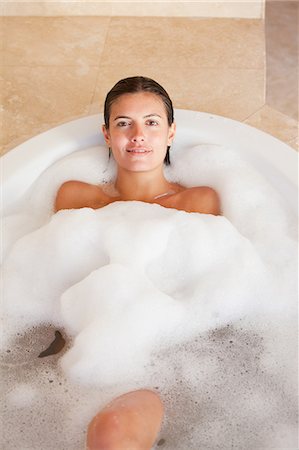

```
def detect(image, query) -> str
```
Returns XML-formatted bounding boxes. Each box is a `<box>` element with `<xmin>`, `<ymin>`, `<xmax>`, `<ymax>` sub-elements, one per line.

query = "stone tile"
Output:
<box><xmin>101</xmin><ymin>17</ymin><xmax>264</xmax><ymax>70</ymax></box>
<box><xmin>287</xmin><ymin>135</ymin><xmax>298</xmax><ymax>152</ymax></box>
<box><xmin>0</xmin><ymin>16</ymin><xmax>4</xmax><ymax>69</ymax></box>
<box><xmin>0</xmin><ymin>70</ymin><xmax>4</xmax><ymax>155</ymax></box>
<box><xmin>0</xmin><ymin>16</ymin><xmax>4</xmax><ymax>83</ymax></box>
<box><xmin>2</xmin><ymin>65</ymin><xmax>99</xmax><ymax>154</ymax></box>
<box><xmin>2</xmin><ymin>0</ymin><xmax>264</xmax><ymax>19</ymax></box>
<box><xmin>0</xmin><ymin>15</ymin><xmax>4</xmax><ymax>49</ymax></box>
<box><xmin>244</xmin><ymin>104</ymin><xmax>298</xmax><ymax>145</ymax></box>
<box><xmin>265</xmin><ymin>1</ymin><xmax>298</xmax><ymax>120</ymax></box>
<box><xmin>3</xmin><ymin>16</ymin><xmax>110</xmax><ymax>66</ymax></box>
<box><xmin>90</xmin><ymin>64</ymin><xmax>265</xmax><ymax>122</ymax></box>
<box><xmin>1</xmin><ymin>16</ymin><xmax>266</xmax><ymax>153</ymax></box>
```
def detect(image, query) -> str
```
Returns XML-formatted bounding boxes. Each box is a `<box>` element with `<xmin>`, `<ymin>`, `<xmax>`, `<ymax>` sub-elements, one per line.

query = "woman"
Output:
<box><xmin>55</xmin><ymin>76</ymin><xmax>220</xmax><ymax>449</ymax></box>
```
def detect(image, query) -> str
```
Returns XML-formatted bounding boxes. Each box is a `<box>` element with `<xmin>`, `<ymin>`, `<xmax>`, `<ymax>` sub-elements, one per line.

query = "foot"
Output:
<box><xmin>86</xmin><ymin>389</ymin><xmax>164</xmax><ymax>450</ymax></box>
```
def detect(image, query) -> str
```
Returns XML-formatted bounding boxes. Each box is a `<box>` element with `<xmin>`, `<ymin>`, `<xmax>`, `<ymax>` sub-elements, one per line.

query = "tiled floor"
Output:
<box><xmin>1</xmin><ymin>2</ymin><xmax>298</xmax><ymax>155</ymax></box>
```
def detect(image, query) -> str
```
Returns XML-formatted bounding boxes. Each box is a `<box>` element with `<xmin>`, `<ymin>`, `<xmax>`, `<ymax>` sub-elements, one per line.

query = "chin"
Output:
<box><xmin>120</xmin><ymin>161</ymin><xmax>161</xmax><ymax>172</ymax></box>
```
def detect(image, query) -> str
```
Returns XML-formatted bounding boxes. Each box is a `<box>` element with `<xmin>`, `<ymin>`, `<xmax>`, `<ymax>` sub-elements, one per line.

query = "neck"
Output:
<box><xmin>115</xmin><ymin>167</ymin><xmax>172</xmax><ymax>201</ymax></box>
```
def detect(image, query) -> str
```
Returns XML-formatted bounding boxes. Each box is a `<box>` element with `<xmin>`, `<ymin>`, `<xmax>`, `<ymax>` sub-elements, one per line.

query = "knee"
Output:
<box><xmin>86</xmin><ymin>390</ymin><xmax>164</xmax><ymax>450</ymax></box>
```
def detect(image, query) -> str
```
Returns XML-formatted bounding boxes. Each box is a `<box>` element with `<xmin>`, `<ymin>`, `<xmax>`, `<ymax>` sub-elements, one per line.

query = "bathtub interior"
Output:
<box><xmin>1</xmin><ymin>110</ymin><xmax>298</xmax><ymax>450</ymax></box>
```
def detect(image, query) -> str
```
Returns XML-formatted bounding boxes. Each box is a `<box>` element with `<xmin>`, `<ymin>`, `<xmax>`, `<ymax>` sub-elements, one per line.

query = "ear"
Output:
<box><xmin>167</xmin><ymin>122</ymin><xmax>176</xmax><ymax>145</ymax></box>
<box><xmin>102</xmin><ymin>124</ymin><xmax>111</xmax><ymax>146</ymax></box>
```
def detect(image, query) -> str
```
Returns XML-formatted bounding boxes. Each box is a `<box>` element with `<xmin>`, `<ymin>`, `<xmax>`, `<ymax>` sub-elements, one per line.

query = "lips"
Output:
<box><xmin>126</xmin><ymin>148</ymin><xmax>152</xmax><ymax>154</ymax></box>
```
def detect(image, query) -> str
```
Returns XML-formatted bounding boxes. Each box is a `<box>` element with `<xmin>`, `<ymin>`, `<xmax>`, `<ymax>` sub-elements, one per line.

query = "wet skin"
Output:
<box><xmin>86</xmin><ymin>390</ymin><xmax>164</xmax><ymax>450</ymax></box>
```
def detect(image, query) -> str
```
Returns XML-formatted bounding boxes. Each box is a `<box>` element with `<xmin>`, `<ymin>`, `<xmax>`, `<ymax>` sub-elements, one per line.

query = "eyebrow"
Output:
<box><xmin>113</xmin><ymin>113</ymin><xmax>162</xmax><ymax>121</ymax></box>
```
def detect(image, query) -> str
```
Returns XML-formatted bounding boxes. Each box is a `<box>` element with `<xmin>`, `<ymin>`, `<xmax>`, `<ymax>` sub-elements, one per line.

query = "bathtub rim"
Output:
<box><xmin>1</xmin><ymin>109</ymin><xmax>298</xmax><ymax>214</ymax></box>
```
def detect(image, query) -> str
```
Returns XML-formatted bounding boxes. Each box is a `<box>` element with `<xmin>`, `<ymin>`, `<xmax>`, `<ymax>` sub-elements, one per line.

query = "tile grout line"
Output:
<box><xmin>88</xmin><ymin>16</ymin><xmax>112</xmax><ymax>114</ymax></box>
<box><xmin>242</xmin><ymin>104</ymin><xmax>266</xmax><ymax>123</ymax></box>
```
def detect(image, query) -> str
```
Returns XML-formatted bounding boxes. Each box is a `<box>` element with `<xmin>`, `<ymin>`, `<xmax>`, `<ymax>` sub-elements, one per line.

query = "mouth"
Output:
<box><xmin>126</xmin><ymin>148</ymin><xmax>152</xmax><ymax>155</ymax></box>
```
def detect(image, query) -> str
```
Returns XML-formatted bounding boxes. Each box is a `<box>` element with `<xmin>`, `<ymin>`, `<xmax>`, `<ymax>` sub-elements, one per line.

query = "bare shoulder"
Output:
<box><xmin>54</xmin><ymin>180</ymin><xmax>104</xmax><ymax>212</ymax></box>
<box><xmin>180</xmin><ymin>186</ymin><xmax>221</xmax><ymax>215</ymax></box>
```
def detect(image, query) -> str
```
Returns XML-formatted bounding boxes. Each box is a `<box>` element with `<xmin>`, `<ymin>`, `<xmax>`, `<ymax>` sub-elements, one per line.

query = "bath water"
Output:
<box><xmin>1</xmin><ymin>144</ymin><xmax>297</xmax><ymax>449</ymax></box>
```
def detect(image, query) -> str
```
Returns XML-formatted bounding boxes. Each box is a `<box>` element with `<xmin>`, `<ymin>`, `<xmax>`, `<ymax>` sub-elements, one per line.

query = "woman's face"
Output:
<box><xmin>102</xmin><ymin>92</ymin><xmax>176</xmax><ymax>173</ymax></box>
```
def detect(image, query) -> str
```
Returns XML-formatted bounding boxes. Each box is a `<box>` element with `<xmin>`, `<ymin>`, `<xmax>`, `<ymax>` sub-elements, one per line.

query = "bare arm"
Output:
<box><xmin>168</xmin><ymin>186</ymin><xmax>221</xmax><ymax>215</ymax></box>
<box><xmin>193</xmin><ymin>186</ymin><xmax>221</xmax><ymax>215</ymax></box>
<box><xmin>54</xmin><ymin>180</ymin><xmax>102</xmax><ymax>212</ymax></box>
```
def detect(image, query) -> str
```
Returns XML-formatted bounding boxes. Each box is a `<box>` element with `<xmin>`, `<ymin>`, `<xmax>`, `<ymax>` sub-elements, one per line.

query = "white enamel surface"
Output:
<box><xmin>1</xmin><ymin>109</ymin><xmax>297</xmax><ymax>214</ymax></box>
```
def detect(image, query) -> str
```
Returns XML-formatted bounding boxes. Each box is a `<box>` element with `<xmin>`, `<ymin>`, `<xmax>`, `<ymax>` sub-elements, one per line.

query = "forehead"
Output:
<box><xmin>110</xmin><ymin>92</ymin><xmax>167</xmax><ymax>118</ymax></box>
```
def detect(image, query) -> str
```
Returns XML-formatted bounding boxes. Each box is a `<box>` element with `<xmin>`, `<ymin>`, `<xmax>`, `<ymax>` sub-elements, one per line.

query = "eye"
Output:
<box><xmin>146</xmin><ymin>119</ymin><xmax>159</xmax><ymax>126</ymax></box>
<box><xmin>116</xmin><ymin>121</ymin><xmax>131</xmax><ymax>127</ymax></box>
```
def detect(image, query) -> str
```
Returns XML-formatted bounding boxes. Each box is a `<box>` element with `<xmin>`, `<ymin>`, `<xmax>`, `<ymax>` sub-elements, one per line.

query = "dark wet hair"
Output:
<box><xmin>104</xmin><ymin>76</ymin><xmax>174</xmax><ymax>165</ymax></box>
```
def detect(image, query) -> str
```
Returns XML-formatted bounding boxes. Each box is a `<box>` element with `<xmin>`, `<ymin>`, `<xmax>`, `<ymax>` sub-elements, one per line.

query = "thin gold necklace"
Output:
<box><xmin>153</xmin><ymin>191</ymin><xmax>173</xmax><ymax>200</ymax></box>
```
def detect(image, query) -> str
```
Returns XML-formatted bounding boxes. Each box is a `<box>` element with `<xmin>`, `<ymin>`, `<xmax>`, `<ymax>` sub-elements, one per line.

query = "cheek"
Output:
<box><xmin>111</xmin><ymin>132</ymin><xmax>127</xmax><ymax>147</ymax></box>
<box><xmin>154</xmin><ymin>132</ymin><xmax>169</xmax><ymax>147</ymax></box>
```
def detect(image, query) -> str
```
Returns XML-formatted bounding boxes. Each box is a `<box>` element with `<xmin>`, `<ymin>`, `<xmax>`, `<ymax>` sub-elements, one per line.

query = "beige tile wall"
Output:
<box><xmin>1</xmin><ymin>2</ymin><xmax>298</xmax><ymax>155</ymax></box>
<box><xmin>265</xmin><ymin>0</ymin><xmax>298</xmax><ymax>121</ymax></box>
<box><xmin>3</xmin><ymin>0</ymin><xmax>265</xmax><ymax>19</ymax></box>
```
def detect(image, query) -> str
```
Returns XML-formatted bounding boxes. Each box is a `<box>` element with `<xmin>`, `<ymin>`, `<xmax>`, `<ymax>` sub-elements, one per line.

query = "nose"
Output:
<box><xmin>131</xmin><ymin>124</ymin><xmax>145</xmax><ymax>143</ymax></box>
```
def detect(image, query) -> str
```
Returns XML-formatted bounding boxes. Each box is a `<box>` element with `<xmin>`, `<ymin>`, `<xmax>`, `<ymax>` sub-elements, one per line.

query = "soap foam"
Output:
<box><xmin>1</xmin><ymin>144</ymin><xmax>297</xmax><ymax>449</ymax></box>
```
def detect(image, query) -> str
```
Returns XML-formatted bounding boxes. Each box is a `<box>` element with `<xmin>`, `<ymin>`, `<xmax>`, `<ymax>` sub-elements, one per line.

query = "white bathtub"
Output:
<box><xmin>1</xmin><ymin>109</ymin><xmax>298</xmax><ymax>215</ymax></box>
<box><xmin>1</xmin><ymin>109</ymin><xmax>298</xmax><ymax>450</ymax></box>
